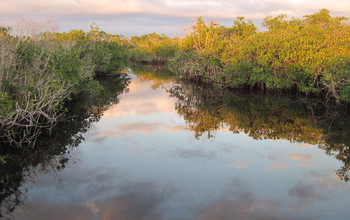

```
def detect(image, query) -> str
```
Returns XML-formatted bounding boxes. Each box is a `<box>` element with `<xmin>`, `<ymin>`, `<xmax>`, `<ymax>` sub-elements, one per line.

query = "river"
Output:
<box><xmin>1</xmin><ymin>65</ymin><xmax>350</xmax><ymax>220</ymax></box>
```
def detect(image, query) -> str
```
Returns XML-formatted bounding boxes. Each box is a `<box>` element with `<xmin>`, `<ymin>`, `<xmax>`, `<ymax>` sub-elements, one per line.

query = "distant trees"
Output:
<box><xmin>130</xmin><ymin>33</ymin><xmax>180</xmax><ymax>64</ymax></box>
<box><xmin>49</xmin><ymin>24</ymin><xmax>130</xmax><ymax>76</ymax></box>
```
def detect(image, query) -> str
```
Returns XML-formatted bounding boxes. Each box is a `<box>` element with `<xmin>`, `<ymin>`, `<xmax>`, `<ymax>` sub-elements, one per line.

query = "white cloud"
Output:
<box><xmin>2</xmin><ymin>0</ymin><xmax>349</xmax><ymax>17</ymax></box>
<box><xmin>0</xmin><ymin>0</ymin><xmax>349</xmax><ymax>35</ymax></box>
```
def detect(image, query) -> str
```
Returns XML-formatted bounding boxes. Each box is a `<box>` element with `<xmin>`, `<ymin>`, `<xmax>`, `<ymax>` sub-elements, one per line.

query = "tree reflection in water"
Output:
<box><xmin>169</xmin><ymin>81</ymin><xmax>350</xmax><ymax>182</ymax></box>
<box><xmin>0</xmin><ymin>76</ymin><xmax>130</xmax><ymax>219</ymax></box>
<box><xmin>2</xmin><ymin>66</ymin><xmax>350</xmax><ymax>219</ymax></box>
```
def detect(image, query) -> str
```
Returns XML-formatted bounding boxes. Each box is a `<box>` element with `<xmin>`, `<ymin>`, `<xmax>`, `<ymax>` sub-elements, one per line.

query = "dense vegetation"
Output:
<box><xmin>169</xmin><ymin>9</ymin><xmax>350</xmax><ymax>102</ymax></box>
<box><xmin>1</xmin><ymin>9</ymin><xmax>349</xmax><ymax>217</ymax></box>
<box><xmin>124</xmin><ymin>9</ymin><xmax>350</xmax><ymax>102</ymax></box>
<box><xmin>129</xmin><ymin>33</ymin><xmax>180</xmax><ymax>64</ymax></box>
<box><xmin>1</xmin><ymin>9</ymin><xmax>350</xmax><ymax>147</ymax></box>
<box><xmin>0</xmin><ymin>23</ymin><xmax>130</xmax><ymax>146</ymax></box>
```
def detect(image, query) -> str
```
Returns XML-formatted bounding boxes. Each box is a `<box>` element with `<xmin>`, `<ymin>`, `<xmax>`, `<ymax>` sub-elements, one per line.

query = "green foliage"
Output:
<box><xmin>340</xmin><ymin>85</ymin><xmax>350</xmax><ymax>101</ymax></box>
<box><xmin>51</xmin><ymin>25</ymin><xmax>131</xmax><ymax>76</ymax></box>
<box><xmin>89</xmin><ymin>41</ymin><xmax>130</xmax><ymax>75</ymax></box>
<box><xmin>0</xmin><ymin>24</ymin><xmax>130</xmax><ymax>145</ymax></box>
<box><xmin>170</xmin><ymin>9</ymin><xmax>350</xmax><ymax>102</ymax></box>
<box><xmin>0</xmin><ymin>155</ymin><xmax>5</xmax><ymax>164</ymax></box>
<box><xmin>168</xmin><ymin>49</ymin><xmax>206</xmax><ymax>80</ymax></box>
<box><xmin>0</xmin><ymin>26</ymin><xmax>11</xmax><ymax>38</ymax></box>
<box><xmin>0</xmin><ymin>92</ymin><xmax>15</xmax><ymax>116</ymax></box>
<box><xmin>130</xmin><ymin>33</ymin><xmax>180</xmax><ymax>64</ymax></box>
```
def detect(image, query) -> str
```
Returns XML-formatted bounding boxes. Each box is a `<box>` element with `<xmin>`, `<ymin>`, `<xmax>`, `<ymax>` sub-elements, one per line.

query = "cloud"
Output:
<box><xmin>290</xmin><ymin>153</ymin><xmax>312</xmax><ymax>167</ymax></box>
<box><xmin>0</xmin><ymin>0</ymin><xmax>340</xmax><ymax>17</ymax></box>
<box><xmin>98</xmin><ymin>122</ymin><xmax>164</xmax><ymax>137</ymax></box>
<box><xmin>266</xmin><ymin>153</ymin><xmax>289</xmax><ymax>171</ymax></box>
<box><xmin>288</xmin><ymin>170</ymin><xmax>347</xmax><ymax>212</ymax></box>
<box><xmin>94</xmin><ymin>121</ymin><xmax>184</xmax><ymax>141</ymax></box>
<box><xmin>0</xmin><ymin>0</ymin><xmax>349</xmax><ymax>36</ymax></box>
<box><xmin>0</xmin><ymin>0</ymin><xmax>142</xmax><ymax>16</ymax></box>
<box><xmin>174</xmin><ymin>148</ymin><xmax>217</xmax><ymax>159</ymax></box>
<box><xmin>267</xmin><ymin>163</ymin><xmax>289</xmax><ymax>171</ymax></box>
<box><xmin>229</xmin><ymin>161</ymin><xmax>248</xmax><ymax>169</ymax></box>
<box><xmin>191</xmin><ymin>176</ymin><xmax>308</xmax><ymax>220</ymax></box>
<box><xmin>95</xmin><ymin>182</ymin><xmax>167</xmax><ymax>220</ymax></box>
<box><xmin>10</xmin><ymin>161</ymin><xmax>348</xmax><ymax>220</ymax></box>
<box><xmin>13</xmin><ymin>180</ymin><xmax>175</xmax><ymax>220</ymax></box>
<box><xmin>265</xmin><ymin>152</ymin><xmax>313</xmax><ymax>170</ymax></box>
<box><xmin>13</xmin><ymin>202</ymin><xmax>95</xmax><ymax>220</ymax></box>
<box><xmin>192</xmin><ymin>199</ymin><xmax>299</xmax><ymax>220</ymax></box>
<box><xmin>235</xmin><ymin>164</ymin><xmax>247</xmax><ymax>169</ymax></box>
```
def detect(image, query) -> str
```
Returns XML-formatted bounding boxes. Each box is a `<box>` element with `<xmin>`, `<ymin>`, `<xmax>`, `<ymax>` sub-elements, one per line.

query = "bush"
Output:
<box><xmin>0</xmin><ymin>24</ymin><xmax>130</xmax><ymax>146</ymax></box>
<box><xmin>169</xmin><ymin>9</ymin><xmax>350</xmax><ymax>101</ymax></box>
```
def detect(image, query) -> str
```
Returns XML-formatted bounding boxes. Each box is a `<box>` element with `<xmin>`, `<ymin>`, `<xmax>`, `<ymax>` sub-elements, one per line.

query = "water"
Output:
<box><xmin>1</xmin><ymin>66</ymin><xmax>350</xmax><ymax>220</ymax></box>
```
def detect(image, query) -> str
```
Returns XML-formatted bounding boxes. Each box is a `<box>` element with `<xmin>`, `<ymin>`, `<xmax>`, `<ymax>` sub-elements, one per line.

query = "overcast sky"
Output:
<box><xmin>0</xmin><ymin>0</ymin><xmax>349</xmax><ymax>37</ymax></box>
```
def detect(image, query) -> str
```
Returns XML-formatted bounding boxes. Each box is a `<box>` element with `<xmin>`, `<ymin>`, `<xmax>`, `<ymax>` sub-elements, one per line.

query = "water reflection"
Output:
<box><xmin>168</xmin><ymin>82</ymin><xmax>350</xmax><ymax>181</ymax></box>
<box><xmin>102</xmin><ymin>66</ymin><xmax>176</xmax><ymax>120</ymax></box>
<box><xmin>1</xmin><ymin>66</ymin><xmax>350</xmax><ymax>220</ymax></box>
<box><xmin>0</xmin><ymin>76</ymin><xmax>130</xmax><ymax>218</ymax></box>
<box><xmin>131</xmin><ymin>64</ymin><xmax>177</xmax><ymax>89</ymax></box>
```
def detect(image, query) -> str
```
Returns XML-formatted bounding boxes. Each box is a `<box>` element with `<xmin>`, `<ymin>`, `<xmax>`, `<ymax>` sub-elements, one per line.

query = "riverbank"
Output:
<box><xmin>1</xmin><ymin>68</ymin><xmax>350</xmax><ymax>219</ymax></box>
<box><xmin>1</xmin><ymin>9</ymin><xmax>349</xmax><ymax>146</ymax></box>
<box><xmin>0</xmin><ymin>25</ymin><xmax>130</xmax><ymax>146</ymax></box>
<box><xmin>167</xmin><ymin>9</ymin><xmax>350</xmax><ymax>103</ymax></box>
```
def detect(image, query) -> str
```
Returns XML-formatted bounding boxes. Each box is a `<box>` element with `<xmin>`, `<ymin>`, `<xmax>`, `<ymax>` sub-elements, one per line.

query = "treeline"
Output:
<box><xmin>125</xmin><ymin>9</ymin><xmax>350</xmax><ymax>102</ymax></box>
<box><xmin>129</xmin><ymin>33</ymin><xmax>180</xmax><ymax>64</ymax></box>
<box><xmin>1</xmin><ymin>8</ymin><xmax>349</xmax><ymax>145</ymax></box>
<box><xmin>168</xmin><ymin>9</ymin><xmax>350</xmax><ymax>102</ymax></box>
<box><xmin>0</xmin><ymin>23</ymin><xmax>130</xmax><ymax>146</ymax></box>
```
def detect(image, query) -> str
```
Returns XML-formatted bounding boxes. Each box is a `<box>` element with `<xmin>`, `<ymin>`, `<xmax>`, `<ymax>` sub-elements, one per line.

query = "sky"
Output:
<box><xmin>0</xmin><ymin>0</ymin><xmax>349</xmax><ymax>37</ymax></box>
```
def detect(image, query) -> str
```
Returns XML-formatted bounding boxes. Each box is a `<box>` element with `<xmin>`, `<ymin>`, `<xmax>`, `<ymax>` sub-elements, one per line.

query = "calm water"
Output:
<box><xmin>1</xmin><ymin>66</ymin><xmax>350</xmax><ymax>220</ymax></box>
